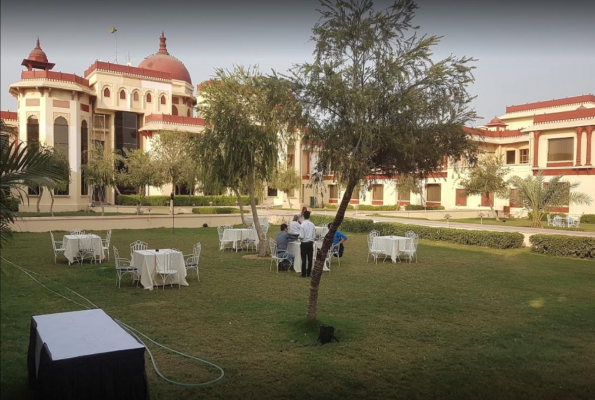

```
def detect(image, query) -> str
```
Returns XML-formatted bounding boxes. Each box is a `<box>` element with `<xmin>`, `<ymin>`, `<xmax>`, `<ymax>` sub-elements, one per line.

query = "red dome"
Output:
<box><xmin>138</xmin><ymin>32</ymin><xmax>192</xmax><ymax>85</ymax></box>
<box><xmin>28</xmin><ymin>37</ymin><xmax>49</xmax><ymax>63</ymax></box>
<box><xmin>486</xmin><ymin>116</ymin><xmax>507</xmax><ymax>126</ymax></box>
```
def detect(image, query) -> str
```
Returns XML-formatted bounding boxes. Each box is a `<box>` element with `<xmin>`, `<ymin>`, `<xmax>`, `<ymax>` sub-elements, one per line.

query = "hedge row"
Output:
<box><xmin>580</xmin><ymin>214</ymin><xmax>595</xmax><ymax>224</ymax></box>
<box><xmin>404</xmin><ymin>204</ymin><xmax>445</xmax><ymax>211</ymax></box>
<box><xmin>310</xmin><ymin>215</ymin><xmax>524</xmax><ymax>249</ymax></box>
<box><xmin>192</xmin><ymin>207</ymin><xmax>239</xmax><ymax>214</ymax></box>
<box><xmin>530</xmin><ymin>234</ymin><xmax>595</xmax><ymax>259</ymax></box>
<box><xmin>116</xmin><ymin>195</ymin><xmax>252</xmax><ymax>207</ymax></box>
<box><xmin>356</xmin><ymin>204</ymin><xmax>400</xmax><ymax>211</ymax></box>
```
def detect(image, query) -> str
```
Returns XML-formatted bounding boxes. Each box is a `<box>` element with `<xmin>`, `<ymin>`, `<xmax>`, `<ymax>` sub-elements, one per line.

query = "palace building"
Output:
<box><xmin>2</xmin><ymin>35</ymin><xmax>594</xmax><ymax>216</ymax></box>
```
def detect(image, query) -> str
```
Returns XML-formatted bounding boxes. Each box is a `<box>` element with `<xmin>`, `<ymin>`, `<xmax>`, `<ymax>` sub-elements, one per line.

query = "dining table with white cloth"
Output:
<box><xmin>287</xmin><ymin>241</ymin><xmax>329</xmax><ymax>273</ymax></box>
<box><xmin>132</xmin><ymin>249</ymin><xmax>188</xmax><ymax>290</ymax></box>
<box><xmin>221</xmin><ymin>228</ymin><xmax>259</xmax><ymax>251</ymax></box>
<box><xmin>315</xmin><ymin>226</ymin><xmax>329</xmax><ymax>239</ymax></box>
<box><xmin>62</xmin><ymin>234</ymin><xmax>104</xmax><ymax>264</ymax></box>
<box><xmin>244</xmin><ymin>216</ymin><xmax>269</xmax><ymax>227</ymax></box>
<box><xmin>373</xmin><ymin>235</ymin><xmax>413</xmax><ymax>263</ymax></box>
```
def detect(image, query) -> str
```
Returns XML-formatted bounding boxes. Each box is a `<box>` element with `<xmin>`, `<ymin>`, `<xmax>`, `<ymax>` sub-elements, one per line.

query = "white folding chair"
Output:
<box><xmin>218</xmin><ymin>226</ymin><xmax>235</xmax><ymax>251</ymax></box>
<box><xmin>152</xmin><ymin>253</ymin><xmax>179</xmax><ymax>290</ymax></box>
<box><xmin>78</xmin><ymin>235</ymin><xmax>97</xmax><ymax>264</ymax></box>
<box><xmin>323</xmin><ymin>244</ymin><xmax>341</xmax><ymax>272</ymax></box>
<box><xmin>399</xmin><ymin>233</ymin><xmax>419</xmax><ymax>263</ymax></box>
<box><xmin>50</xmin><ymin>231</ymin><xmax>65</xmax><ymax>264</ymax></box>
<box><xmin>130</xmin><ymin>240</ymin><xmax>148</xmax><ymax>259</ymax></box>
<box><xmin>113</xmin><ymin>246</ymin><xmax>139</xmax><ymax>288</ymax></box>
<box><xmin>546</xmin><ymin>214</ymin><xmax>553</xmax><ymax>226</ymax></box>
<box><xmin>367</xmin><ymin>233</ymin><xmax>384</xmax><ymax>264</ymax></box>
<box><xmin>70</xmin><ymin>229</ymin><xmax>85</xmax><ymax>235</ymax></box>
<box><xmin>185</xmin><ymin>243</ymin><xmax>201</xmax><ymax>281</ymax></box>
<box><xmin>102</xmin><ymin>229</ymin><xmax>112</xmax><ymax>261</ymax></box>
<box><xmin>269</xmin><ymin>239</ymin><xmax>293</xmax><ymax>273</ymax></box>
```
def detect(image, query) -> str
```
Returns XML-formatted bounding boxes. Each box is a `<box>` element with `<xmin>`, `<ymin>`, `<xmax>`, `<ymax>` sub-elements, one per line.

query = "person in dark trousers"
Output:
<box><xmin>298</xmin><ymin>210</ymin><xmax>316</xmax><ymax>277</ymax></box>
<box><xmin>275</xmin><ymin>224</ymin><xmax>294</xmax><ymax>270</ymax></box>
<box><xmin>327</xmin><ymin>223</ymin><xmax>347</xmax><ymax>257</ymax></box>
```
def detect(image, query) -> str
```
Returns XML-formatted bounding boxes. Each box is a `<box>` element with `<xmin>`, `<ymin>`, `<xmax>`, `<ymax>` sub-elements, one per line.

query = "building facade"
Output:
<box><xmin>2</xmin><ymin>36</ymin><xmax>594</xmax><ymax>215</ymax></box>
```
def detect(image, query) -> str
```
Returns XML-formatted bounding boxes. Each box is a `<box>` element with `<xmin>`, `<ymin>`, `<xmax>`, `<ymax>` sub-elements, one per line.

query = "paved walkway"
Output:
<box><xmin>259</xmin><ymin>209</ymin><xmax>595</xmax><ymax>238</ymax></box>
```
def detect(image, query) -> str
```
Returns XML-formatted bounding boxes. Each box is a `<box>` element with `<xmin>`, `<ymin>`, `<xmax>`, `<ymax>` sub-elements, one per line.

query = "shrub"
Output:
<box><xmin>580</xmin><ymin>214</ymin><xmax>595</xmax><ymax>224</ymax></box>
<box><xmin>310</xmin><ymin>215</ymin><xmax>524</xmax><ymax>249</ymax></box>
<box><xmin>404</xmin><ymin>204</ymin><xmax>445</xmax><ymax>211</ymax></box>
<box><xmin>356</xmin><ymin>204</ymin><xmax>400</xmax><ymax>211</ymax></box>
<box><xmin>8</xmin><ymin>197</ymin><xmax>20</xmax><ymax>212</ymax></box>
<box><xmin>192</xmin><ymin>207</ymin><xmax>238</xmax><ymax>214</ymax></box>
<box><xmin>530</xmin><ymin>234</ymin><xmax>595</xmax><ymax>259</ymax></box>
<box><xmin>116</xmin><ymin>195</ymin><xmax>252</xmax><ymax>207</ymax></box>
<box><xmin>528</xmin><ymin>212</ymin><xmax>566</xmax><ymax>221</ymax></box>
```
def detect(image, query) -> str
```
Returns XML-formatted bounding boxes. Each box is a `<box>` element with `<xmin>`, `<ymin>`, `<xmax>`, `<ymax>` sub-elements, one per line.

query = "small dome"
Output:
<box><xmin>486</xmin><ymin>116</ymin><xmax>507</xmax><ymax>127</ymax></box>
<box><xmin>28</xmin><ymin>37</ymin><xmax>49</xmax><ymax>63</ymax></box>
<box><xmin>138</xmin><ymin>32</ymin><xmax>192</xmax><ymax>85</ymax></box>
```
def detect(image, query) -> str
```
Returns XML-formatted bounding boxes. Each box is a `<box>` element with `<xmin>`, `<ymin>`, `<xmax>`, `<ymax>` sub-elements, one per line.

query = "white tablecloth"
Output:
<box><xmin>132</xmin><ymin>249</ymin><xmax>188</xmax><ymax>290</ymax></box>
<box><xmin>222</xmin><ymin>228</ymin><xmax>259</xmax><ymax>251</ymax></box>
<box><xmin>287</xmin><ymin>241</ymin><xmax>328</xmax><ymax>273</ymax></box>
<box><xmin>315</xmin><ymin>226</ymin><xmax>329</xmax><ymax>239</ymax></box>
<box><xmin>62</xmin><ymin>234</ymin><xmax>104</xmax><ymax>264</ymax></box>
<box><xmin>244</xmin><ymin>216</ymin><xmax>269</xmax><ymax>227</ymax></box>
<box><xmin>373</xmin><ymin>236</ymin><xmax>412</xmax><ymax>263</ymax></box>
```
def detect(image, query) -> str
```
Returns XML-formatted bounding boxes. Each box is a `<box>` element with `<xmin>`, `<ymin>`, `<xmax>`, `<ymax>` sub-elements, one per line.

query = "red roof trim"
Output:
<box><xmin>21</xmin><ymin>70</ymin><xmax>89</xmax><ymax>87</ymax></box>
<box><xmin>144</xmin><ymin>114</ymin><xmax>205</xmax><ymax>126</ymax></box>
<box><xmin>506</xmin><ymin>94</ymin><xmax>595</xmax><ymax>113</ymax></box>
<box><xmin>84</xmin><ymin>61</ymin><xmax>172</xmax><ymax>81</ymax></box>
<box><xmin>464</xmin><ymin>127</ymin><xmax>526</xmax><ymax>138</ymax></box>
<box><xmin>533</xmin><ymin>168</ymin><xmax>595</xmax><ymax>176</ymax></box>
<box><xmin>533</xmin><ymin>107</ymin><xmax>595</xmax><ymax>124</ymax></box>
<box><xmin>0</xmin><ymin>111</ymin><xmax>18</xmax><ymax>120</ymax></box>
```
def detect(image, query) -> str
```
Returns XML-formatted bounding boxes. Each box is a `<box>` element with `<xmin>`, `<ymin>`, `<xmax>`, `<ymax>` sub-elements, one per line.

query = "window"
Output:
<box><xmin>398</xmin><ymin>190</ymin><xmax>410</xmax><ymax>202</ymax></box>
<box><xmin>119</xmin><ymin>90</ymin><xmax>126</xmax><ymax>100</ymax></box>
<box><xmin>426</xmin><ymin>184</ymin><xmax>441</xmax><ymax>203</ymax></box>
<box><xmin>372</xmin><ymin>185</ymin><xmax>383</xmax><ymax>201</ymax></box>
<box><xmin>133</xmin><ymin>91</ymin><xmax>139</xmax><ymax>102</ymax></box>
<box><xmin>172</xmin><ymin>106</ymin><xmax>178</xmax><ymax>116</ymax></box>
<box><xmin>115</xmin><ymin>112</ymin><xmax>139</xmax><ymax>195</ymax></box>
<box><xmin>53</xmin><ymin>117</ymin><xmax>69</xmax><ymax>195</ymax></box>
<box><xmin>329</xmin><ymin>185</ymin><xmax>338</xmax><ymax>199</ymax></box>
<box><xmin>509</xmin><ymin>188</ymin><xmax>521</xmax><ymax>208</ymax></box>
<box><xmin>350</xmin><ymin>189</ymin><xmax>360</xmax><ymax>200</ymax></box>
<box><xmin>27</xmin><ymin>116</ymin><xmax>39</xmax><ymax>147</ymax></box>
<box><xmin>481</xmin><ymin>192</ymin><xmax>494</xmax><ymax>207</ymax></box>
<box><xmin>81</xmin><ymin>121</ymin><xmax>88</xmax><ymax>196</ymax></box>
<box><xmin>520</xmin><ymin>149</ymin><xmax>529</xmax><ymax>164</ymax></box>
<box><xmin>146</xmin><ymin>93</ymin><xmax>152</xmax><ymax>103</ymax></box>
<box><xmin>160</xmin><ymin>95</ymin><xmax>166</xmax><ymax>105</ymax></box>
<box><xmin>506</xmin><ymin>150</ymin><xmax>515</xmax><ymax>164</ymax></box>
<box><xmin>267</xmin><ymin>187</ymin><xmax>278</xmax><ymax>197</ymax></box>
<box><xmin>455</xmin><ymin>189</ymin><xmax>467</xmax><ymax>206</ymax></box>
<box><xmin>287</xmin><ymin>154</ymin><xmax>295</xmax><ymax>168</ymax></box>
<box><xmin>302</xmin><ymin>151</ymin><xmax>309</xmax><ymax>175</ymax></box>
<box><xmin>287</xmin><ymin>188</ymin><xmax>295</xmax><ymax>198</ymax></box>
<box><xmin>103</xmin><ymin>88</ymin><xmax>110</xmax><ymax>98</ymax></box>
<box><xmin>547</xmin><ymin>138</ymin><xmax>573</xmax><ymax>162</ymax></box>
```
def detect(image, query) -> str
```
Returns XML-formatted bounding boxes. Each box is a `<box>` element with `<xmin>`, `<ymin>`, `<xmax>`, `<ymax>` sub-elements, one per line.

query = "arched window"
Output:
<box><xmin>119</xmin><ymin>90</ymin><xmax>126</xmax><ymax>100</ymax></box>
<box><xmin>172</xmin><ymin>106</ymin><xmax>178</xmax><ymax>116</ymax></box>
<box><xmin>146</xmin><ymin>93</ymin><xmax>152</xmax><ymax>103</ymax></box>
<box><xmin>160</xmin><ymin>95</ymin><xmax>166</xmax><ymax>105</ymax></box>
<box><xmin>81</xmin><ymin>121</ymin><xmax>88</xmax><ymax>196</ymax></box>
<box><xmin>133</xmin><ymin>91</ymin><xmax>139</xmax><ymax>102</ymax></box>
<box><xmin>54</xmin><ymin>117</ymin><xmax>69</xmax><ymax>195</ymax></box>
<box><xmin>27</xmin><ymin>116</ymin><xmax>39</xmax><ymax>147</ymax></box>
<box><xmin>103</xmin><ymin>88</ymin><xmax>110</xmax><ymax>98</ymax></box>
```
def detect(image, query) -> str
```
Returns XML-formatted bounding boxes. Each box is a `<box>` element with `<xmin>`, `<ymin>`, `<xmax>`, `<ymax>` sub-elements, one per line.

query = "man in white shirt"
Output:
<box><xmin>289</xmin><ymin>215</ymin><xmax>301</xmax><ymax>235</ymax></box>
<box><xmin>298</xmin><ymin>211</ymin><xmax>316</xmax><ymax>277</ymax></box>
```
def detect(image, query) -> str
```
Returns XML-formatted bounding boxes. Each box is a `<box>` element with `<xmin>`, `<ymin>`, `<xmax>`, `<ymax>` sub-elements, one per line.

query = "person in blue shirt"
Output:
<box><xmin>327</xmin><ymin>223</ymin><xmax>347</xmax><ymax>257</ymax></box>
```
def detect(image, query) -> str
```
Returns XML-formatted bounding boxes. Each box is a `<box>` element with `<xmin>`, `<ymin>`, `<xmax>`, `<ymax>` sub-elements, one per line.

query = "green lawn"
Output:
<box><xmin>2</xmin><ymin>228</ymin><xmax>594</xmax><ymax>399</ymax></box>
<box><xmin>441</xmin><ymin>218</ymin><xmax>595</xmax><ymax>232</ymax></box>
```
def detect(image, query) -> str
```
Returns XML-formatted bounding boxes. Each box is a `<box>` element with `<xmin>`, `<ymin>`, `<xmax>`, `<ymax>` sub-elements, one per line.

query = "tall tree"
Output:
<box><xmin>459</xmin><ymin>154</ymin><xmax>510</xmax><ymax>221</ymax></box>
<box><xmin>82</xmin><ymin>144</ymin><xmax>121</xmax><ymax>216</ymax></box>
<box><xmin>307</xmin><ymin>171</ymin><xmax>327</xmax><ymax>208</ymax></box>
<box><xmin>292</xmin><ymin>0</ymin><xmax>478</xmax><ymax>322</ymax></box>
<box><xmin>395</xmin><ymin>175</ymin><xmax>423</xmax><ymax>207</ymax></box>
<box><xmin>508</xmin><ymin>173</ymin><xmax>592</xmax><ymax>228</ymax></box>
<box><xmin>151</xmin><ymin>130</ymin><xmax>192</xmax><ymax>195</ymax></box>
<box><xmin>117</xmin><ymin>148</ymin><xmax>164</xmax><ymax>206</ymax></box>
<box><xmin>0</xmin><ymin>130</ymin><xmax>65</xmax><ymax>248</ymax></box>
<box><xmin>195</xmin><ymin>66</ymin><xmax>301</xmax><ymax>256</ymax></box>
<box><xmin>271</xmin><ymin>164</ymin><xmax>302</xmax><ymax>210</ymax></box>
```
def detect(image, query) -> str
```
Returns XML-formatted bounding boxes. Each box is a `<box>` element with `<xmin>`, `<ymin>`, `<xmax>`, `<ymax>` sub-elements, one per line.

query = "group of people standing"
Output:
<box><xmin>276</xmin><ymin>207</ymin><xmax>347</xmax><ymax>278</ymax></box>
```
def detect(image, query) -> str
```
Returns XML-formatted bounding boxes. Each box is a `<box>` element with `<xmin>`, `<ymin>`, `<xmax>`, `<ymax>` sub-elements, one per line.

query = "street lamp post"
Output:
<box><xmin>170</xmin><ymin>192</ymin><xmax>175</xmax><ymax>234</ymax></box>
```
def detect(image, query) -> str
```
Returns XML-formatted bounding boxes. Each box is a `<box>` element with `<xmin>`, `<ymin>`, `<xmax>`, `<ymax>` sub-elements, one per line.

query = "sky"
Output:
<box><xmin>1</xmin><ymin>0</ymin><xmax>594</xmax><ymax>125</ymax></box>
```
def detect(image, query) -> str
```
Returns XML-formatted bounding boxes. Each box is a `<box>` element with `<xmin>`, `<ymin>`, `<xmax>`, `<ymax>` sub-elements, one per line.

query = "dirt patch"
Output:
<box><xmin>242</xmin><ymin>254</ymin><xmax>270</xmax><ymax>260</ymax></box>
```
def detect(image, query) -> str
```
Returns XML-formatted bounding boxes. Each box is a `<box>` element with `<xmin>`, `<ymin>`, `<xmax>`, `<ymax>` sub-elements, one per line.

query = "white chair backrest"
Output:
<box><xmin>369</xmin><ymin>230</ymin><xmax>380</xmax><ymax>237</ymax></box>
<box><xmin>50</xmin><ymin>232</ymin><xmax>57</xmax><ymax>250</ymax></box>
<box><xmin>79</xmin><ymin>235</ymin><xmax>93</xmax><ymax>251</ymax></box>
<box><xmin>367</xmin><ymin>234</ymin><xmax>375</xmax><ymax>250</ymax></box>
<box><xmin>130</xmin><ymin>240</ymin><xmax>148</xmax><ymax>255</ymax></box>
<box><xmin>405</xmin><ymin>231</ymin><xmax>417</xmax><ymax>238</ymax></box>
<box><xmin>217</xmin><ymin>226</ymin><xmax>225</xmax><ymax>240</ymax></box>
<box><xmin>155</xmin><ymin>253</ymin><xmax>171</xmax><ymax>272</ymax></box>
<box><xmin>113</xmin><ymin>246</ymin><xmax>122</xmax><ymax>268</ymax></box>
<box><xmin>268</xmin><ymin>239</ymin><xmax>277</xmax><ymax>256</ymax></box>
<box><xmin>71</xmin><ymin>229</ymin><xmax>85</xmax><ymax>235</ymax></box>
<box><xmin>193</xmin><ymin>243</ymin><xmax>202</xmax><ymax>262</ymax></box>
<box><xmin>105</xmin><ymin>229</ymin><xmax>112</xmax><ymax>243</ymax></box>
<box><xmin>547</xmin><ymin>215</ymin><xmax>552</xmax><ymax>223</ymax></box>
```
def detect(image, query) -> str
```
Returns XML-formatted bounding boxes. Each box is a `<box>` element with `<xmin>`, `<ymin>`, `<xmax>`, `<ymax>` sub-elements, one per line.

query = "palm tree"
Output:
<box><xmin>1</xmin><ymin>121</ymin><xmax>66</xmax><ymax>248</ymax></box>
<box><xmin>508</xmin><ymin>172</ymin><xmax>592</xmax><ymax>228</ymax></box>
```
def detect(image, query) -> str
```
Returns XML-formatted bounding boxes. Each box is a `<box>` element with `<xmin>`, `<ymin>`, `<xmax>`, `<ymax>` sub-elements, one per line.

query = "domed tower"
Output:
<box><xmin>21</xmin><ymin>38</ymin><xmax>55</xmax><ymax>71</ymax></box>
<box><xmin>138</xmin><ymin>31</ymin><xmax>192</xmax><ymax>85</ymax></box>
<box><xmin>485</xmin><ymin>116</ymin><xmax>508</xmax><ymax>132</ymax></box>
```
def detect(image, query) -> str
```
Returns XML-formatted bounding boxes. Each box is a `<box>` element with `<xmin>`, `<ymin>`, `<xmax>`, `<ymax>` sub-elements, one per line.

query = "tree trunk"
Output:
<box><xmin>247</xmin><ymin>168</ymin><xmax>267</xmax><ymax>257</ymax></box>
<box><xmin>233</xmin><ymin>188</ymin><xmax>247</xmax><ymax>227</ymax></box>
<box><xmin>36</xmin><ymin>188</ymin><xmax>42</xmax><ymax>215</ymax></box>
<box><xmin>532</xmin><ymin>210</ymin><xmax>543</xmax><ymax>228</ymax></box>
<box><xmin>306</xmin><ymin>177</ymin><xmax>357</xmax><ymax>323</ymax></box>
<box><xmin>287</xmin><ymin>193</ymin><xmax>292</xmax><ymax>210</ymax></box>
<box><xmin>49</xmin><ymin>191</ymin><xmax>55</xmax><ymax>217</ymax></box>
<box><xmin>487</xmin><ymin>192</ymin><xmax>500</xmax><ymax>221</ymax></box>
